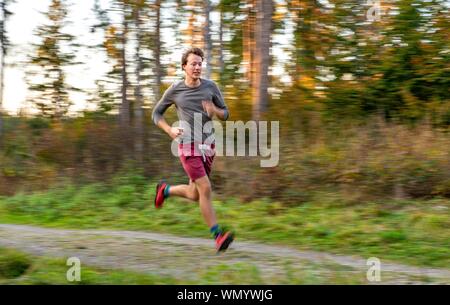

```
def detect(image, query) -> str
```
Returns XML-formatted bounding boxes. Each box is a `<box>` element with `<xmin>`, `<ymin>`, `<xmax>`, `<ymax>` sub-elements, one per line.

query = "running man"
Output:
<box><xmin>151</xmin><ymin>47</ymin><xmax>234</xmax><ymax>252</ymax></box>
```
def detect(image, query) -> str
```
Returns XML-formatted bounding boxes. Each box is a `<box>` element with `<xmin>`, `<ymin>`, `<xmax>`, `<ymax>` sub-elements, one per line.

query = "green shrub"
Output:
<box><xmin>0</xmin><ymin>249</ymin><xmax>32</xmax><ymax>279</ymax></box>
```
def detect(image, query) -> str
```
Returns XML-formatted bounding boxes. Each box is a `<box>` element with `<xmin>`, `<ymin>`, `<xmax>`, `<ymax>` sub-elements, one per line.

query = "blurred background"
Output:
<box><xmin>0</xmin><ymin>0</ymin><xmax>448</xmax><ymax>284</ymax></box>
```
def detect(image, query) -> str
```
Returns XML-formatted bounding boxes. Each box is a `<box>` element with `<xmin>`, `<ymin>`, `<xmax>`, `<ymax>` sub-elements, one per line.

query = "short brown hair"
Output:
<box><xmin>181</xmin><ymin>47</ymin><xmax>204</xmax><ymax>71</ymax></box>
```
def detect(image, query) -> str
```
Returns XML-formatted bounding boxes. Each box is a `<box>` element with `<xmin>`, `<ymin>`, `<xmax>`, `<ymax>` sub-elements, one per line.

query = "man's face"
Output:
<box><xmin>183</xmin><ymin>53</ymin><xmax>203</xmax><ymax>80</ymax></box>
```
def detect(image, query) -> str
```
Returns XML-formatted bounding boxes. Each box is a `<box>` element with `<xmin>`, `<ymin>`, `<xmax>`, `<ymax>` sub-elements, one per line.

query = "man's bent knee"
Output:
<box><xmin>189</xmin><ymin>188</ymin><xmax>199</xmax><ymax>201</ymax></box>
<box><xmin>194</xmin><ymin>176</ymin><xmax>211</xmax><ymax>194</ymax></box>
<box><xmin>188</xmin><ymin>180</ymin><xmax>199</xmax><ymax>200</ymax></box>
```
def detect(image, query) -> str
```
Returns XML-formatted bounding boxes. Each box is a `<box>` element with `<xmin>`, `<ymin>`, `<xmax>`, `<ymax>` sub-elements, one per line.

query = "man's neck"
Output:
<box><xmin>184</xmin><ymin>77</ymin><xmax>201</xmax><ymax>88</ymax></box>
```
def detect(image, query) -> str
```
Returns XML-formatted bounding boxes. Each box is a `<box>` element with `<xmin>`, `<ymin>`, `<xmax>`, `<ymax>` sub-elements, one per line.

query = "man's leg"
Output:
<box><xmin>194</xmin><ymin>175</ymin><xmax>216</xmax><ymax>228</ymax></box>
<box><xmin>168</xmin><ymin>179</ymin><xmax>199</xmax><ymax>202</ymax></box>
<box><xmin>194</xmin><ymin>175</ymin><xmax>234</xmax><ymax>252</ymax></box>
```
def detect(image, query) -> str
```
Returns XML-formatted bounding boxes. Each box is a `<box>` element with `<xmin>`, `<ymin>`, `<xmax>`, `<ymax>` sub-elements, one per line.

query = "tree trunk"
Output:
<box><xmin>120</xmin><ymin>8</ymin><xmax>129</xmax><ymax>130</ymax></box>
<box><xmin>0</xmin><ymin>42</ymin><xmax>4</xmax><ymax>145</ymax></box>
<box><xmin>186</xmin><ymin>0</ymin><xmax>196</xmax><ymax>46</ymax></box>
<box><xmin>218</xmin><ymin>9</ymin><xmax>224</xmax><ymax>78</ymax></box>
<box><xmin>203</xmin><ymin>0</ymin><xmax>212</xmax><ymax>79</ymax></box>
<box><xmin>252</xmin><ymin>0</ymin><xmax>272</xmax><ymax>121</ymax></box>
<box><xmin>119</xmin><ymin>3</ymin><xmax>131</xmax><ymax>159</ymax></box>
<box><xmin>243</xmin><ymin>0</ymin><xmax>256</xmax><ymax>82</ymax></box>
<box><xmin>134</xmin><ymin>4</ymin><xmax>143</xmax><ymax>165</ymax></box>
<box><xmin>0</xmin><ymin>1</ymin><xmax>7</xmax><ymax>145</ymax></box>
<box><xmin>154</xmin><ymin>0</ymin><xmax>161</xmax><ymax>101</ymax></box>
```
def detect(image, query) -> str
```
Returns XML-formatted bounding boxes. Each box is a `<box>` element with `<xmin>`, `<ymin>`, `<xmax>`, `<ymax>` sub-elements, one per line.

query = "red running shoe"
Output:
<box><xmin>154</xmin><ymin>181</ymin><xmax>167</xmax><ymax>209</ymax></box>
<box><xmin>215</xmin><ymin>231</ymin><xmax>234</xmax><ymax>252</ymax></box>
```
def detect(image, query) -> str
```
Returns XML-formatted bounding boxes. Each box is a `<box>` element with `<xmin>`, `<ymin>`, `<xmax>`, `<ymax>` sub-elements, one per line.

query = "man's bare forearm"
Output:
<box><xmin>156</xmin><ymin>118</ymin><xmax>171</xmax><ymax>134</ymax></box>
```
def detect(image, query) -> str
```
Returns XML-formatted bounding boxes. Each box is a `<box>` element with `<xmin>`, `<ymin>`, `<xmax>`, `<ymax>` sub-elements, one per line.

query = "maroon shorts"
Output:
<box><xmin>178</xmin><ymin>143</ymin><xmax>215</xmax><ymax>181</ymax></box>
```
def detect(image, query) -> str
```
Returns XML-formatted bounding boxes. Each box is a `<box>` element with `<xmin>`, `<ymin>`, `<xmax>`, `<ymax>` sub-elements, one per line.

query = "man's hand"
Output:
<box><xmin>202</xmin><ymin>100</ymin><xmax>216</xmax><ymax>118</ymax></box>
<box><xmin>156</xmin><ymin>118</ymin><xmax>183</xmax><ymax>140</ymax></box>
<box><xmin>167</xmin><ymin>126</ymin><xmax>184</xmax><ymax>140</ymax></box>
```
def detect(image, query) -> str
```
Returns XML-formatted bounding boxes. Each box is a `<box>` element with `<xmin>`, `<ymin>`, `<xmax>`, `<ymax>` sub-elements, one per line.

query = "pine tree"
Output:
<box><xmin>27</xmin><ymin>0</ymin><xmax>79</xmax><ymax>119</ymax></box>
<box><xmin>89</xmin><ymin>0</ymin><xmax>117</xmax><ymax>113</ymax></box>
<box><xmin>0</xmin><ymin>0</ymin><xmax>14</xmax><ymax>141</ymax></box>
<box><xmin>217</xmin><ymin>0</ymin><xmax>245</xmax><ymax>87</ymax></box>
<box><xmin>132</xmin><ymin>0</ymin><xmax>145</xmax><ymax>164</ymax></box>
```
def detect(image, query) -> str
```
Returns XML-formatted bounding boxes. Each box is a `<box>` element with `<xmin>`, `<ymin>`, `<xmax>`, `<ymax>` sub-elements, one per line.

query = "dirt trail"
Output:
<box><xmin>0</xmin><ymin>224</ymin><xmax>448</xmax><ymax>284</ymax></box>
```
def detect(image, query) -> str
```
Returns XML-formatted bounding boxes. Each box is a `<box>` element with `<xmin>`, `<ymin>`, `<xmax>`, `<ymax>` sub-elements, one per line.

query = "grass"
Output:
<box><xmin>0</xmin><ymin>247</ymin><xmax>181</xmax><ymax>284</ymax></box>
<box><xmin>0</xmin><ymin>177</ymin><xmax>448</xmax><ymax>269</ymax></box>
<box><xmin>2</xmin><ymin>247</ymin><xmax>440</xmax><ymax>285</ymax></box>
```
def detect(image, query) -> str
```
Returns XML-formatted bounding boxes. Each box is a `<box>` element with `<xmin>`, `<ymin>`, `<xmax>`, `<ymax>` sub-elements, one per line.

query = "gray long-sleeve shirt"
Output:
<box><xmin>152</xmin><ymin>78</ymin><xmax>229</xmax><ymax>144</ymax></box>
